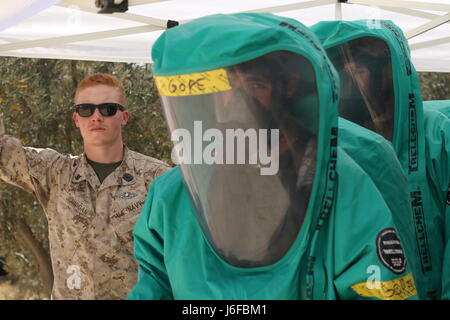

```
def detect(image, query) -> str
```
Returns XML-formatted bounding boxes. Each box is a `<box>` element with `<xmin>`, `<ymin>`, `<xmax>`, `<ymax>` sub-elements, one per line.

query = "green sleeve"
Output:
<box><xmin>442</xmin><ymin>236</ymin><xmax>450</xmax><ymax>299</ymax></box>
<box><xmin>332</xmin><ymin>149</ymin><xmax>419</xmax><ymax>300</ymax></box>
<box><xmin>424</xmin><ymin>111</ymin><xmax>450</xmax><ymax>300</ymax></box>
<box><xmin>424</xmin><ymin>109</ymin><xmax>450</xmax><ymax>206</ymax></box>
<box><xmin>127</xmin><ymin>179</ymin><xmax>173</xmax><ymax>300</ymax></box>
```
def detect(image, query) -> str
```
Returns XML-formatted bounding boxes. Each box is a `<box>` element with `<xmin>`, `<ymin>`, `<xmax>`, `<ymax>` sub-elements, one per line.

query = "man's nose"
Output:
<box><xmin>90</xmin><ymin>108</ymin><xmax>104</xmax><ymax>121</ymax></box>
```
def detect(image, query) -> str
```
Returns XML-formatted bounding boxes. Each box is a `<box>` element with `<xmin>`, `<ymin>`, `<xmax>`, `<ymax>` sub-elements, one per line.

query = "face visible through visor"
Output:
<box><xmin>157</xmin><ymin>51</ymin><xmax>320</xmax><ymax>268</ymax></box>
<box><xmin>326</xmin><ymin>37</ymin><xmax>395</xmax><ymax>141</ymax></box>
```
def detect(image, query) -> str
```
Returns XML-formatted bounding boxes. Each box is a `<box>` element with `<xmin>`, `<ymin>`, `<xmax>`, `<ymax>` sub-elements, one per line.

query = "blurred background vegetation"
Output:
<box><xmin>0</xmin><ymin>57</ymin><xmax>449</xmax><ymax>299</ymax></box>
<box><xmin>419</xmin><ymin>72</ymin><xmax>450</xmax><ymax>100</ymax></box>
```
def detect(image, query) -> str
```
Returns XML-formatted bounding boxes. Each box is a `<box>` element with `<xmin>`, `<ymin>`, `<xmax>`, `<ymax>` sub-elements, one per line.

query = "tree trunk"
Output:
<box><xmin>15</xmin><ymin>219</ymin><xmax>53</xmax><ymax>298</ymax></box>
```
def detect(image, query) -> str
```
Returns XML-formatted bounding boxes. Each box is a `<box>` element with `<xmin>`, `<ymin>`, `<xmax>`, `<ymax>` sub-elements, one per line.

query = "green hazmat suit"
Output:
<box><xmin>338</xmin><ymin>117</ymin><xmax>418</xmax><ymax>285</ymax></box>
<box><xmin>312</xmin><ymin>20</ymin><xmax>446</xmax><ymax>299</ymax></box>
<box><xmin>423</xmin><ymin>100</ymin><xmax>450</xmax><ymax>299</ymax></box>
<box><xmin>127</xmin><ymin>13</ymin><xmax>418</xmax><ymax>300</ymax></box>
<box><xmin>424</xmin><ymin>100</ymin><xmax>450</xmax><ymax>119</ymax></box>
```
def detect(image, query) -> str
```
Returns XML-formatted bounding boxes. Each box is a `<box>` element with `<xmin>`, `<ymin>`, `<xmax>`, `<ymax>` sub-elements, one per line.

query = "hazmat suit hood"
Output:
<box><xmin>127</xmin><ymin>13</ymin><xmax>419</xmax><ymax>301</ymax></box>
<box><xmin>312</xmin><ymin>20</ymin><xmax>442</xmax><ymax>299</ymax></box>
<box><xmin>152</xmin><ymin>13</ymin><xmax>340</xmax><ymax>268</ymax></box>
<box><xmin>312</xmin><ymin>20</ymin><xmax>424</xmax><ymax>171</ymax></box>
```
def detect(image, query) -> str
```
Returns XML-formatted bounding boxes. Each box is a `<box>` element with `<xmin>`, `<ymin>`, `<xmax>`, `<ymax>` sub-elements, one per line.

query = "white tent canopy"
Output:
<box><xmin>0</xmin><ymin>0</ymin><xmax>449</xmax><ymax>72</ymax></box>
<box><xmin>0</xmin><ymin>0</ymin><xmax>60</xmax><ymax>32</ymax></box>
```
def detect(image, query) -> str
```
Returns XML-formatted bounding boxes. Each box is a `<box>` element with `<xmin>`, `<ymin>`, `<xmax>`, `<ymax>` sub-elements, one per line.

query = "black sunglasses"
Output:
<box><xmin>74</xmin><ymin>103</ymin><xmax>125</xmax><ymax>117</ymax></box>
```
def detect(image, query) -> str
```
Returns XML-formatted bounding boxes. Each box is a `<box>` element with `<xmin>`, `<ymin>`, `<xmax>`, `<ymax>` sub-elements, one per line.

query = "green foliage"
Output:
<box><xmin>0</xmin><ymin>57</ymin><xmax>172</xmax><ymax>299</ymax></box>
<box><xmin>418</xmin><ymin>72</ymin><xmax>450</xmax><ymax>101</ymax></box>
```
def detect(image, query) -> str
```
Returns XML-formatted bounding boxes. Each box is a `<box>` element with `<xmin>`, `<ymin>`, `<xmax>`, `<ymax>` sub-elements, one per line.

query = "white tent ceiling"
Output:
<box><xmin>0</xmin><ymin>0</ymin><xmax>449</xmax><ymax>72</ymax></box>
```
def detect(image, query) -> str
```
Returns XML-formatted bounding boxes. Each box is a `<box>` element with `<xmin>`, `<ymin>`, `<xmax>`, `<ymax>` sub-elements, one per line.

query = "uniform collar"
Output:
<box><xmin>71</xmin><ymin>146</ymin><xmax>136</xmax><ymax>190</ymax></box>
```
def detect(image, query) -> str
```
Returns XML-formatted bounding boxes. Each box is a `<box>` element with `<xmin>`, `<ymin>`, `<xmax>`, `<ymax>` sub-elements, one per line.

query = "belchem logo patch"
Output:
<box><xmin>376</xmin><ymin>228</ymin><xmax>407</xmax><ymax>275</ymax></box>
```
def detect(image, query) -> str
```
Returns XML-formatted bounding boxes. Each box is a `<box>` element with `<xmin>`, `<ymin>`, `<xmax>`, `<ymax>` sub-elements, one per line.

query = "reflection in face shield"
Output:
<box><xmin>159</xmin><ymin>51</ymin><xmax>320</xmax><ymax>268</ymax></box>
<box><xmin>328</xmin><ymin>37</ymin><xmax>395</xmax><ymax>141</ymax></box>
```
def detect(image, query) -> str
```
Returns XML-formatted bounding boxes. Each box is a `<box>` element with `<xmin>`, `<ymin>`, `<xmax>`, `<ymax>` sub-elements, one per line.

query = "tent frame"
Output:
<box><xmin>0</xmin><ymin>0</ymin><xmax>448</xmax><ymax>70</ymax></box>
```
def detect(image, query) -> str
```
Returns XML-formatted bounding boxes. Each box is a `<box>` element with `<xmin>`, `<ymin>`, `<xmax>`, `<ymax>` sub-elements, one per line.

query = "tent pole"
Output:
<box><xmin>335</xmin><ymin>2</ymin><xmax>343</xmax><ymax>20</ymax></box>
<box><xmin>239</xmin><ymin>0</ymin><xmax>335</xmax><ymax>14</ymax></box>
<box><xmin>406</xmin><ymin>12</ymin><xmax>450</xmax><ymax>39</ymax></box>
<box><xmin>349</xmin><ymin>0</ymin><xmax>450</xmax><ymax>12</ymax></box>
<box><xmin>0</xmin><ymin>24</ymin><xmax>163</xmax><ymax>52</ymax></box>
<box><xmin>58</xmin><ymin>0</ymin><xmax>168</xmax><ymax>27</ymax></box>
<box><xmin>410</xmin><ymin>35</ymin><xmax>450</xmax><ymax>50</ymax></box>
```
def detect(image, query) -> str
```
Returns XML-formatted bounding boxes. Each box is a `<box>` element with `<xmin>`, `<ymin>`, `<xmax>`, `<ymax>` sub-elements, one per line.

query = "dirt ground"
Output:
<box><xmin>0</xmin><ymin>276</ymin><xmax>43</xmax><ymax>300</ymax></box>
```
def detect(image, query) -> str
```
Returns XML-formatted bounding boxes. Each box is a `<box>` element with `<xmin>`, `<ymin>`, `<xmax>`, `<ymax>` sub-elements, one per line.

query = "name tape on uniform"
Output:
<box><xmin>154</xmin><ymin>69</ymin><xmax>232</xmax><ymax>97</ymax></box>
<box><xmin>351</xmin><ymin>273</ymin><xmax>417</xmax><ymax>300</ymax></box>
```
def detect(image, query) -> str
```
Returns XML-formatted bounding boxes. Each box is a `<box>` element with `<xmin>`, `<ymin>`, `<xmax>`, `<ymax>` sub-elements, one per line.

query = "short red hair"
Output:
<box><xmin>75</xmin><ymin>73</ymin><xmax>126</xmax><ymax>105</ymax></box>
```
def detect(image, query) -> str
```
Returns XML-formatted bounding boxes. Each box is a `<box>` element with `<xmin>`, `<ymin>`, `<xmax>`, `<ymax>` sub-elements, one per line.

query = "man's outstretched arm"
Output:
<box><xmin>0</xmin><ymin>113</ymin><xmax>63</xmax><ymax>199</ymax></box>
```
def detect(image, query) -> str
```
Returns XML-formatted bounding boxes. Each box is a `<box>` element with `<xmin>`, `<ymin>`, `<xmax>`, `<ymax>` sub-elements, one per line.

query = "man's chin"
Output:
<box><xmin>85</xmin><ymin>139</ymin><xmax>114</xmax><ymax>147</ymax></box>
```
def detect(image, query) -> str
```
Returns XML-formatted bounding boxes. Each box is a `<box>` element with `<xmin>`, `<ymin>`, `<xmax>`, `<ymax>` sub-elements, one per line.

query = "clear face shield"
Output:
<box><xmin>157</xmin><ymin>51</ymin><xmax>320</xmax><ymax>268</ymax></box>
<box><xmin>326</xmin><ymin>37</ymin><xmax>395</xmax><ymax>141</ymax></box>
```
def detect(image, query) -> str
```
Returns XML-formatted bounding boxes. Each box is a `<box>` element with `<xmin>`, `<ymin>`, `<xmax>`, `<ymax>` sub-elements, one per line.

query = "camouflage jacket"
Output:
<box><xmin>0</xmin><ymin>126</ymin><xmax>170</xmax><ymax>299</ymax></box>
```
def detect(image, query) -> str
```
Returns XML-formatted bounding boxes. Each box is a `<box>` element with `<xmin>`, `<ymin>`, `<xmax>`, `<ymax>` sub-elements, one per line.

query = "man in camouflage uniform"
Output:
<box><xmin>0</xmin><ymin>73</ymin><xmax>170</xmax><ymax>299</ymax></box>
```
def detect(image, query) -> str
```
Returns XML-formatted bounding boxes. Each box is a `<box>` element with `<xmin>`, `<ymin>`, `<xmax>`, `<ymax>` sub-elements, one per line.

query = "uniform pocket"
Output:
<box><xmin>52</xmin><ymin>188</ymin><xmax>96</xmax><ymax>264</ymax></box>
<box><xmin>57</xmin><ymin>190</ymin><xmax>95</xmax><ymax>232</ymax></box>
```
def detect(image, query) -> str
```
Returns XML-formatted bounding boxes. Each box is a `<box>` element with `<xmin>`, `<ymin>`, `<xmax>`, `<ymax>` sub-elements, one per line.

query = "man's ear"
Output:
<box><xmin>73</xmin><ymin>112</ymin><xmax>80</xmax><ymax>128</ymax></box>
<box><xmin>121</xmin><ymin>110</ymin><xmax>130</xmax><ymax>126</ymax></box>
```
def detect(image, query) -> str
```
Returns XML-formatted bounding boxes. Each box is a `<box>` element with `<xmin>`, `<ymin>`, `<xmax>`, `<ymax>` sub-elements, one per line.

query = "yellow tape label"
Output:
<box><xmin>351</xmin><ymin>273</ymin><xmax>417</xmax><ymax>300</ymax></box>
<box><xmin>154</xmin><ymin>69</ymin><xmax>232</xmax><ymax>97</ymax></box>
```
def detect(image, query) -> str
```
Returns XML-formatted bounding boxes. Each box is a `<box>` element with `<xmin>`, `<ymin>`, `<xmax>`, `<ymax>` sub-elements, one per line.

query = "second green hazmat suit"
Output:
<box><xmin>312</xmin><ymin>20</ymin><xmax>447</xmax><ymax>299</ymax></box>
<box><xmin>338</xmin><ymin>117</ymin><xmax>417</xmax><ymax>281</ymax></box>
<box><xmin>423</xmin><ymin>99</ymin><xmax>450</xmax><ymax>299</ymax></box>
<box><xmin>424</xmin><ymin>100</ymin><xmax>450</xmax><ymax>119</ymax></box>
<box><xmin>127</xmin><ymin>13</ymin><xmax>418</xmax><ymax>300</ymax></box>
